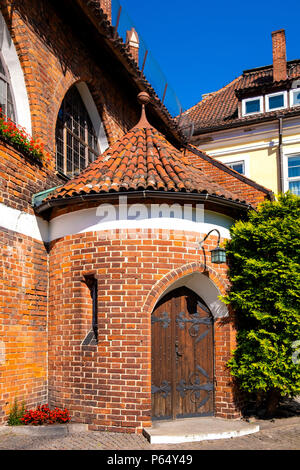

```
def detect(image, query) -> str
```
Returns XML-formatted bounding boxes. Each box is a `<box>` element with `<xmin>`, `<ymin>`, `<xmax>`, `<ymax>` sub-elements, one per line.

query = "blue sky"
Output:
<box><xmin>120</xmin><ymin>0</ymin><xmax>299</xmax><ymax>114</ymax></box>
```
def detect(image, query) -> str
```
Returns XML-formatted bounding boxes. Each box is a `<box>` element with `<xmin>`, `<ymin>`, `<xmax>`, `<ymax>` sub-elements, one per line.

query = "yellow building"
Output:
<box><xmin>182</xmin><ymin>29</ymin><xmax>300</xmax><ymax>196</ymax></box>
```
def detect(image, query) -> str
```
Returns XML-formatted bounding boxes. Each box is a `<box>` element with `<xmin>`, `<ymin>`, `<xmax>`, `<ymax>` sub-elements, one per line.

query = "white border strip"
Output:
<box><xmin>0</xmin><ymin>204</ymin><xmax>233</xmax><ymax>243</ymax></box>
<box><xmin>49</xmin><ymin>206</ymin><xmax>233</xmax><ymax>242</ymax></box>
<box><xmin>0</xmin><ymin>203</ymin><xmax>48</xmax><ymax>242</ymax></box>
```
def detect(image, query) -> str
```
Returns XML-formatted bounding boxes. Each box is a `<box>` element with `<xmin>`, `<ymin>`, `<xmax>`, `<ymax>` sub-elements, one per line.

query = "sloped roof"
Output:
<box><xmin>74</xmin><ymin>0</ymin><xmax>185</xmax><ymax>145</ymax></box>
<box><xmin>42</xmin><ymin>125</ymin><xmax>245</xmax><ymax>205</ymax></box>
<box><xmin>182</xmin><ymin>60</ymin><xmax>300</xmax><ymax>134</ymax></box>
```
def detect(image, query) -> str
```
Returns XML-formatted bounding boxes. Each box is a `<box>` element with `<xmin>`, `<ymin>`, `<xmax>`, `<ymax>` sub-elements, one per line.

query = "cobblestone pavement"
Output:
<box><xmin>0</xmin><ymin>417</ymin><xmax>299</xmax><ymax>451</ymax></box>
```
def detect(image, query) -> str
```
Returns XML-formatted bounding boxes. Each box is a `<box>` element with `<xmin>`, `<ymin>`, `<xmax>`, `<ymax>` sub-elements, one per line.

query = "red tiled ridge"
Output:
<box><xmin>182</xmin><ymin>60</ymin><xmax>300</xmax><ymax>133</ymax></box>
<box><xmin>45</xmin><ymin>127</ymin><xmax>245</xmax><ymax>203</ymax></box>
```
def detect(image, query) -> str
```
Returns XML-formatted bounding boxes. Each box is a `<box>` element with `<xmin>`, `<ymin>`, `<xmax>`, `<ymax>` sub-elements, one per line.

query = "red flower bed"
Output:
<box><xmin>20</xmin><ymin>404</ymin><xmax>70</xmax><ymax>426</ymax></box>
<box><xmin>0</xmin><ymin>109</ymin><xmax>48</xmax><ymax>162</ymax></box>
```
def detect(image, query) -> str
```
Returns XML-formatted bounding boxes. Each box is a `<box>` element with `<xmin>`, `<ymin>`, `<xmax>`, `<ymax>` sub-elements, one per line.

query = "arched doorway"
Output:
<box><xmin>151</xmin><ymin>286</ymin><xmax>214</xmax><ymax>420</ymax></box>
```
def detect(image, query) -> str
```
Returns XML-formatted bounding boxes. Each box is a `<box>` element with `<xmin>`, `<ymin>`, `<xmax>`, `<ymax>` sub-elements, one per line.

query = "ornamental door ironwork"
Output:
<box><xmin>151</xmin><ymin>286</ymin><xmax>214</xmax><ymax>420</ymax></box>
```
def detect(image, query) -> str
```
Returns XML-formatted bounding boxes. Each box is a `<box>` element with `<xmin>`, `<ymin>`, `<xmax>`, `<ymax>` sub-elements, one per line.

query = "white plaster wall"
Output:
<box><xmin>0</xmin><ymin>203</ymin><xmax>48</xmax><ymax>242</ymax></box>
<box><xmin>49</xmin><ymin>205</ymin><xmax>234</xmax><ymax>242</ymax></box>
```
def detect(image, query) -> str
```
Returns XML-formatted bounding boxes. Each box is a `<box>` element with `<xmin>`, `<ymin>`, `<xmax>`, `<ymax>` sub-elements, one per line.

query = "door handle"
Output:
<box><xmin>175</xmin><ymin>343</ymin><xmax>183</xmax><ymax>357</ymax></box>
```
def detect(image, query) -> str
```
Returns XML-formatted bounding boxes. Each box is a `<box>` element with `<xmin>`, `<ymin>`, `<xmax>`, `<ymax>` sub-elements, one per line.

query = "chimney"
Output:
<box><xmin>272</xmin><ymin>29</ymin><xmax>287</xmax><ymax>82</ymax></box>
<box><xmin>99</xmin><ymin>0</ymin><xmax>112</xmax><ymax>23</ymax></box>
<box><xmin>126</xmin><ymin>27</ymin><xmax>139</xmax><ymax>65</ymax></box>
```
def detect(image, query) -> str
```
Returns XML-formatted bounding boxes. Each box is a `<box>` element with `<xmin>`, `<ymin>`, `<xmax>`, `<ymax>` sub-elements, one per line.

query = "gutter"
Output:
<box><xmin>34</xmin><ymin>190</ymin><xmax>252</xmax><ymax>216</ymax></box>
<box><xmin>278</xmin><ymin>117</ymin><xmax>284</xmax><ymax>193</ymax></box>
<box><xmin>32</xmin><ymin>186</ymin><xmax>61</xmax><ymax>207</ymax></box>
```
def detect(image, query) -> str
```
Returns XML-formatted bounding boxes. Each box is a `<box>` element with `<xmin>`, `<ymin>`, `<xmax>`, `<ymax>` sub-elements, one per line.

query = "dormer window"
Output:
<box><xmin>242</xmin><ymin>96</ymin><xmax>263</xmax><ymax>116</ymax></box>
<box><xmin>265</xmin><ymin>91</ymin><xmax>287</xmax><ymax>111</ymax></box>
<box><xmin>290</xmin><ymin>87</ymin><xmax>300</xmax><ymax>107</ymax></box>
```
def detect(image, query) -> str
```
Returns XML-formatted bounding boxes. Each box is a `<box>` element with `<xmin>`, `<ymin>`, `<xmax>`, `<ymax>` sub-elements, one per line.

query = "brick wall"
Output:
<box><xmin>0</xmin><ymin>228</ymin><xmax>48</xmax><ymax>422</ymax></box>
<box><xmin>0</xmin><ymin>140</ymin><xmax>61</xmax><ymax>214</ymax></box>
<box><xmin>0</xmin><ymin>0</ymin><xmax>140</xmax><ymax>157</ymax></box>
<box><xmin>0</xmin><ymin>0</ymin><xmax>148</xmax><ymax>423</ymax></box>
<box><xmin>0</xmin><ymin>139</ymin><xmax>59</xmax><ymax>423</ymax></box>
<box><xmin>48</xmin><ymin>227</ymin><xmax>241</xmax><ymax>433</ymax></box>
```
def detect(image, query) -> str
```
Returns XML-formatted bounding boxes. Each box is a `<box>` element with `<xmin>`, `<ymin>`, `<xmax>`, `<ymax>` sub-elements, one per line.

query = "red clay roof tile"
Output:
<box><xmin>182</xmin><ymin>61</ymin><xmax>300</xmax><ymax>132</ymax></box>
<box><xmin>45</xmin><ymin>126</ymin><xmax>245</xmax><ymax>204</ymax></box>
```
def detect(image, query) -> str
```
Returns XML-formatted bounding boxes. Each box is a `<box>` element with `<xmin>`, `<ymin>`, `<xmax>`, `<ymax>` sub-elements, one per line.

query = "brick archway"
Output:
<box><xmin>142</xmin><ymin>261</ymin><xmax>229</xmax><ymax>319</ymax></box>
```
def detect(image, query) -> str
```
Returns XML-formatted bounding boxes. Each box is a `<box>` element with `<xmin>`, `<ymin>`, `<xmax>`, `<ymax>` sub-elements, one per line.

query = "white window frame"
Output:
<box><xmin>283</xmin><ymin>151</ymin><xmax>300</xmax><ymax>195</ymax></box>
<box><xmin>289</xmin><ymin>87</ymin><xmax>300</xmax><ymax>108</ymax></box>
<box><xmin>226</xmin><ymin>160</ymin><xmax>245</xmax><ymax>174</ymax></box>
<box><xmin>218</xmin><ymin>154</ymin><xmax>250</xmax><ymax>177</ymax></box>
<box><xmin>265</xmin><ymin>90</ymin><xmax>287</xmax><ymax>112</ymax></box>
<box><xmin>242</xmin><ymin>96</ymin><xmax>263</xmax><ymax>117</ymax></box>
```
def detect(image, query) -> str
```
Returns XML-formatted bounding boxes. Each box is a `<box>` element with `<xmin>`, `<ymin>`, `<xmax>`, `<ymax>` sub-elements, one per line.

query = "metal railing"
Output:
<box><xmin>111</xmin><ymin>0</ymin><xmax>182</xmax><ymax>118</ymax></box>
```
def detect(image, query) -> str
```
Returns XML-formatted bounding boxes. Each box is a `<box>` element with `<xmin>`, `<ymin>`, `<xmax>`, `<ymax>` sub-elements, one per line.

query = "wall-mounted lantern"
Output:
<box><xmin>199</xmin><ymin>229</ymin><xmax>227</xmax><ymax>266</ymax></box>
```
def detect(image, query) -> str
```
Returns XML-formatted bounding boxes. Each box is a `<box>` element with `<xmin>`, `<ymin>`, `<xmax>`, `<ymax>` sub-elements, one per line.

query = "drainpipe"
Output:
<box><xmin>278</xmin><ymin>117</ymin><xmax>284</xmax><ymax>193</ymax></box>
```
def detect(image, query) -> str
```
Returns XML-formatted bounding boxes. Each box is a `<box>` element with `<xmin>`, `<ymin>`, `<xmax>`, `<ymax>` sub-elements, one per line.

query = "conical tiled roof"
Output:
<box><xmin>44</xmin><ymin>128</ymin><xmax>245</xmax><ymax>204</ymax></box>
<box><xmin>42</xmin><ymin>93</ymin><xmax>247</xmax><ymax>207</ymax></box>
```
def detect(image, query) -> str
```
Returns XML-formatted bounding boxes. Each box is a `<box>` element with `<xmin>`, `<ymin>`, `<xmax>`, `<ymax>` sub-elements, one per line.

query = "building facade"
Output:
<box><xmin>0</xmin><ymin>0</ymin><xmax>272</xmax><ymax>433</ymax></box>
<box><xmin>182</xmin><ymin>29</ymin><xmax>300</xmax><ymax>196</ymax></box>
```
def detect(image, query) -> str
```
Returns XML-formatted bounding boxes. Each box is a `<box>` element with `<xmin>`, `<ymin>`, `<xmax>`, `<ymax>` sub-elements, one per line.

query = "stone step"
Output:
<box><xmin>143</xmin><ymin>417</ymin><xmax>259</xmax><ymax>444</ymax></box>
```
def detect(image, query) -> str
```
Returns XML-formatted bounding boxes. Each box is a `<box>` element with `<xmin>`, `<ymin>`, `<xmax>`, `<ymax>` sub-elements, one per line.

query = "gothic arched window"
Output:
<box><xmin>0</xmin><ymin>52</ymin><xmax>16</xmax><ymax>122</ymax></box>
<box><xmin>55</xmin><ymin>86</ymin><xmax>100</xmax><ymax>178</ymax></box>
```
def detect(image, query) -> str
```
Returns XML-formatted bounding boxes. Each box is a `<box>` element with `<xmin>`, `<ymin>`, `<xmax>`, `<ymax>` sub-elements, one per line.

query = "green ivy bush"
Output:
<box><xmin>223</xmin><ymin>192</ymin><xmax>300</xmax><ymax>416</ymax></box>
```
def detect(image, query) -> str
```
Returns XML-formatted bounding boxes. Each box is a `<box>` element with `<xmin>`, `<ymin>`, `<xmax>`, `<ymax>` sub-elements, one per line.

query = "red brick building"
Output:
<box><xmin>0</xmin><ymin>0</ymin><xmax>273</xmax><ymax>433</ymax></box>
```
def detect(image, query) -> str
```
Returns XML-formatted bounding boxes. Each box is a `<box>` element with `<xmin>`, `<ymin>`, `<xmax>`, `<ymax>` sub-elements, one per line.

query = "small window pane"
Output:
<box><xmin>245</xmin><ymin>99</ymin><xmax>261</xmax><ymax>114</ymax></box>
<box><xmin>55</xmin><ymin>123</ymin><xmax>64</xmax><ymax>174</ymax></box>
<box><xmin>268</xmin><ymin>94</ymin><xmax>284</xmax><ymax>110</ymax></box>
<box><xmin>0</xmin><ymin>54</ymin><xmax>16</xmax><ymax>123</ymax></box>
<box><xmin>289</xmin><ymin>180</ymin><xmax>300</xmax><ymax>196</ymax></box>
<box><xmin>227</xmin><ymin>161</ymin><xmax>244</xmax><ymax>174</ymax></box>
<box><xmin>0</xmin><ymin>57</ymin><xmax>5</xmax><ymax>76</ymax></box>
<box><xmin>73</xmin><ymin>138</ymin><xmax>80</xmax><ymax>176</ymax></box>
<box><xmin>7</xmin><ymin>100</ymin><xmax>15</xmax><ymax>122</ymax></box>
<box><xmin>80</xmin><ymin>143</ymin><xmax>86</xmax><ymax>171</ymax></box>
<box><xmin>292</xmin><ymin>90</ymin><xmax>300</xmax><ymax>106</ymax></box>
<box><xmin>288</xmin><ymin>156</ymin><xmax>300</xmax><ymax>178</ymax></box>
<box><xmin>7</xmin><ymin>85</ymin><xmax>15</xmax><ymax>121</ymax></box>
<box><xmin>0</xmin><ymin>78</ymin><xmax>6</xmax><ymax>114</ymax></box>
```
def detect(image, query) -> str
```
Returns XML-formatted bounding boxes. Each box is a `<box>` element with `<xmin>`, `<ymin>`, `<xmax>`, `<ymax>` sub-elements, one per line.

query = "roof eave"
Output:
<box><xmin>192</xmin><ymin>108</ymin><xmax>300</xmax><ymax>136</ymax></box>
<box><xmin>35</xmin><ymin>190</ymin><xmax>252</xmax><ymax>217</ymax></box>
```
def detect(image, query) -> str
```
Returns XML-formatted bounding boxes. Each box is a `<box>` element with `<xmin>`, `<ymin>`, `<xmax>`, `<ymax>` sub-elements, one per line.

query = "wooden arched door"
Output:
<box><xmin>151</xmin><ymin>286</ymin><xmax>214</xmax><ymax>420</ymax></box>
